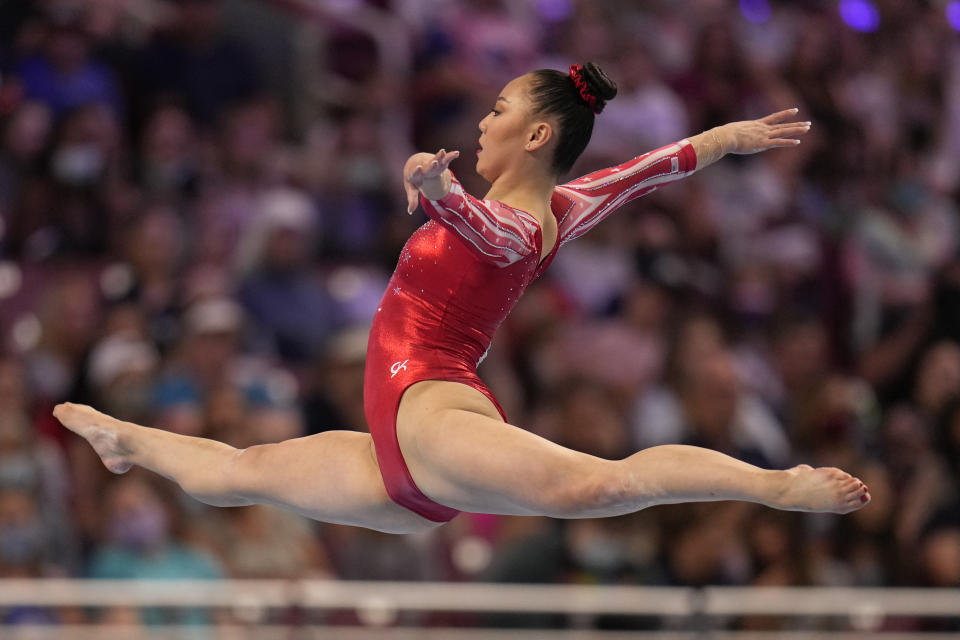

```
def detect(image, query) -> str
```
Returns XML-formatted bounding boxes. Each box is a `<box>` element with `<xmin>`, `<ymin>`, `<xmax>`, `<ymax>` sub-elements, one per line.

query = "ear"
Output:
<box><xmin>525</xmin><ymin>121</ymin><xmax>553</xmax><ymax>152</ymax></box>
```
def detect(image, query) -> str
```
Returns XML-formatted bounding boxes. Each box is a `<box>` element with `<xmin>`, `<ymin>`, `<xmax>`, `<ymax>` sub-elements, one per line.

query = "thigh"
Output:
<box><xmin>235</xmin><ymin>430</ymin><xmax>441</xmax><ymax>534</ymax></box>
<box><xmin>397</xmin><ymin>381</ymin><xmax>613</xmax><ymax>516</ymax></box>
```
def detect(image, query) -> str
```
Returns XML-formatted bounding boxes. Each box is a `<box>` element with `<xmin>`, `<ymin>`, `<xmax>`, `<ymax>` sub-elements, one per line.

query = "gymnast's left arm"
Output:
<box><xmin>685</xmin><ymin>107</ymin><xmax>811</xmax><ymax>170</ymax></box>
<box><xmin>555</xmin><ymin>108</ymin><xmax>811</xmax><ymax>244</ymax></box>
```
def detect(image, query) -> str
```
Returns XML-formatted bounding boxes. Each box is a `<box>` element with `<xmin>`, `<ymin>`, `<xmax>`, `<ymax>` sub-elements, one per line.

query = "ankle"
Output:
<box><xmin>764</xmin><ymin>469</ymin><xmax>792</xmax><ymax>508</ymax></box>
<box><xmin>110</xmin><ymin>419</ymin><xmax>139</xmax><ymax>461</ymax></box>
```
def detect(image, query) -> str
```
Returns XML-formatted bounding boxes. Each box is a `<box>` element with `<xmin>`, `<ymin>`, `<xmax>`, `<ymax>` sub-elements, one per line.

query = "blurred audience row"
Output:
<box><xmin>1</xmin><ymin>0</ymin><xmax>959</xmax><ymax>632</ymax></box>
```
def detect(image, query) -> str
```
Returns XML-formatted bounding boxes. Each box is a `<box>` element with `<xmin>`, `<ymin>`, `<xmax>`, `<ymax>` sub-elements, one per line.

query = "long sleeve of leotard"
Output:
<box><xmin>420</xmin><ymin>172</ymin><xmax>540</xmax><ymax>267</ymax></box>
<box><xmin>553</xmin><ymin>139</ymin><xmax>698</xmax><ymax>246</ymax></box>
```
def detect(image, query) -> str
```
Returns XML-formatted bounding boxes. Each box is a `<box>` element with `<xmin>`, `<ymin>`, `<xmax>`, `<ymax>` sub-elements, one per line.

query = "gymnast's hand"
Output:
<box><xmin>718</xmin><ymin>108</ymin><xmax>812</xmax><ymax>155</ymax></box>
<box><xmin>404</xmin><ymin>149</ymin><xmax>460</xmax><ymax>213</ymax></box>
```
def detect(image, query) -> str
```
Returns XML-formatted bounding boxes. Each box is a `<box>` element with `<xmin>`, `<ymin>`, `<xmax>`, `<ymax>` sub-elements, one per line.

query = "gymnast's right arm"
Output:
<box><xmin>404</xmin><ymin>149</ymin><xmax>456</xmax><ymax>210</ymax></box>
<box><xmin>403</xmin><ymin>149</ymin><xmax>538</xmax><ymax>266</ymax></box>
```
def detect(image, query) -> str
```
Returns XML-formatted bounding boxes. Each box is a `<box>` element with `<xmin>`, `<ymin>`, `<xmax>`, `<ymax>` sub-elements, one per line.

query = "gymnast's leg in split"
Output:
<box><xmin>394</xmin><ymin>381</ymin><xmax>870</xmax><ymax>520</ymax></box>
<box><xmin>53</xmin><ymin>403</ymin><xmax>439</xmax><ymax>534</ymax></box>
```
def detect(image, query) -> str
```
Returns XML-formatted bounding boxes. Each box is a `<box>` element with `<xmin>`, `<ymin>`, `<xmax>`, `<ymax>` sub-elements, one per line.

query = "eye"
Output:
<box><xmin>490</xmin><ymin>108</ymin><xmax>501</xmax><ymax>116</ymax></box>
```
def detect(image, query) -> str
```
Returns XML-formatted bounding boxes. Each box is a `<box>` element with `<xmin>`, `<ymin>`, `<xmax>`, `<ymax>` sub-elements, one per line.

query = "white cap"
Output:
<box><xmin>184</xmin><ymin>297</ymin><xmax>244</xmax><ymax>335</ymax></box>
<box><xmin>259</xmin><ymin>188</ymin><xmax>316</xmax><ymax>231</ymax></box>
<box><xmin>88</xmin><ymin>334</ymin><xmax>159</xmax><ymax>388</ymax></box>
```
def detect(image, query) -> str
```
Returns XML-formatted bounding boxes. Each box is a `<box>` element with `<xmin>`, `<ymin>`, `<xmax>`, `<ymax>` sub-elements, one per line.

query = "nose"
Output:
<box><xmin>478</xmin><ymin>113</ymin><xmax>489</xmax><ymax>133</ymax></box>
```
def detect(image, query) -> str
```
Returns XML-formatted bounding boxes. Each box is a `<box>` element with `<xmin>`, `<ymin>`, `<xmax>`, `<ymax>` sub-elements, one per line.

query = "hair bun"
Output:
<box><xmin>571</xmin><ymin>62</ymin><xmax>617</xmax><ymax>114</ymax></box>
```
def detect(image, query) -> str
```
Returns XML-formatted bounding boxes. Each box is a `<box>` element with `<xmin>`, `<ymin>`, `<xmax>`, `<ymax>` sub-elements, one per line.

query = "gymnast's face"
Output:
<box><xmin>476</xmin><ymin>75</ymin><xmax>549</xmax><ymax>183</ymax></box>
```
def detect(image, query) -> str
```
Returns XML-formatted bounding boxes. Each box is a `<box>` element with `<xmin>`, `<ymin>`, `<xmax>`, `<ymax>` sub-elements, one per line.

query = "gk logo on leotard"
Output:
<box><xmin>390</xmin><ymin>360</ymin><xmax>409</xmax><ymax>378</ymax></box>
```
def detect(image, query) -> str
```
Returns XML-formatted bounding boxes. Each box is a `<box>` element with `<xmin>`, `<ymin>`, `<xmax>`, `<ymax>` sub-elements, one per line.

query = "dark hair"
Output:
<box><xmin>528</xmin><ymin>62</ymin><xmax>617</xmax><ymax>175</ymax></box>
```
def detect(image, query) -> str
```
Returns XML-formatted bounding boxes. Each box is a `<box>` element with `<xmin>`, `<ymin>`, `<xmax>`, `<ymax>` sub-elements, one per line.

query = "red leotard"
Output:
<box><xmin>364</xmin><ymin>140</ymin><xmax>698</xmax><ymax>522</ymax></box>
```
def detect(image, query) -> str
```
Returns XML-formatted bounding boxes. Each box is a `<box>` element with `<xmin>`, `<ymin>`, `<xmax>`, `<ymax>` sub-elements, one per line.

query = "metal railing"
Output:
<box><xmin>0</xmin><ymin>580</ymin><xmax>957</xmax><ymax>624</ymax></box>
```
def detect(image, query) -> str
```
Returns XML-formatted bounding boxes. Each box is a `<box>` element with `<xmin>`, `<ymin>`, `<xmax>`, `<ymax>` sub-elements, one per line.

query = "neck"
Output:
<box><xmin>483</xmin><ymin>165</ymin><xmax>557</xmax><ymax>222</ymax></box>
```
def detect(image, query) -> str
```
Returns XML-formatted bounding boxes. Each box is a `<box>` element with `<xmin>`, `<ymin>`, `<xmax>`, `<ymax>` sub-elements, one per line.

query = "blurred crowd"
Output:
<box><xmin>1</xmin><ymin>0</ymin><xmax>959</xmax><ymax>632</ymax></box>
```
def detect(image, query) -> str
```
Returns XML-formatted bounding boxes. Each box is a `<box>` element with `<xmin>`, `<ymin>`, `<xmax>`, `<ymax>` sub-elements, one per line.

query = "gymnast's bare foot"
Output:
<box><xmin>771</xmin><ymin>464</ymin><xmax>870</xmax><ymax>514</ymax></box>
<box><xmin>53</xmin><ymin>403</ymin><xmax>135</xmax><ymax>474</ymax></box>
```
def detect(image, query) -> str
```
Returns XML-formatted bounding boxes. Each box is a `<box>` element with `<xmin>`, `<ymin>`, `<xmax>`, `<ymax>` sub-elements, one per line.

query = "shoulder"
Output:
<box><xmin>486</xmin><ymin>199</ymin><xmax>541</xmax><ymax>228</ymax></box>
<box><xmin>550</xmin><ymin>186</ymin><xmax>577</xmax><ymax>217</ymax></box>
<box><xmin>480</xmin><ymin>199</ymin><xmax>543</xmax><ymax>248</ymax></box>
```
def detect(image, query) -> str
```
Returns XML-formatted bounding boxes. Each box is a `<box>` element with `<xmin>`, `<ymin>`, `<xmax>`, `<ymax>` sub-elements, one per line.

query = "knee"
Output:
<box><xmin>173</xmin><ymin>445</ymin><xmax>253</xmax><ymax>508</ymax></box>
<box><xmin>540</xmin><ymin>462</ymin><xmax>631</xmax><ymax>518</ymax></box>
<box><xmin>216</xmin><ymin>445</ymin><xmax>260</xmax><ymax>505</ymax></box>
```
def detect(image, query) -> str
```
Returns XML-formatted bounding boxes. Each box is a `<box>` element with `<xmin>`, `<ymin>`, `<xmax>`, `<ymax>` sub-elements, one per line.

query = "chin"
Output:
<box><xmin>476</xmin><ymin>157</ymin><xmax>504</xmax><ymax>182</ymax></box>
<box><xmin>475</xmin><ymin>159</ymin><xmax>493</xmax><ymax>183</ymax></box>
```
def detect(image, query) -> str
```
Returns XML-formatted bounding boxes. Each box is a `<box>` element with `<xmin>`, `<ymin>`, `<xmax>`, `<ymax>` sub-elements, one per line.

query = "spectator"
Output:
<box><xmin>195</xmin><ymin>504</ymin><xmax>333</xmax><ymax>580</ymax></box>
<box><xmin>0</xmin><ymin>101</ymin><xmax>53</xmax><ymax>225</ymax></box>
<box><xmin>137</xmin><ymin>104</ymin><xmax>199</xmax><ymax>202</ymax></box>
<box><xmin>87</xmin><ymin>474</ymin><xmax>223</xmax><ymax>625</ymax></box>
<box><xmin>137</xmin><ymin>0</ymin><xmax>261</xmax><ymax>126</ymax></box>
<box><xmin>0</xmin><ymin>488</ymin><xmax>62</xmax><ymax>625</ymax></box>
<box><xmin>590</xmin><ymin>41</ymin><xmax>689</xmax><ymax>158</ymax></box>
<box><xmin>15</xmin><ymin>5</ymin><xmax>124</xmax><ymax>119</ymax></box>
<box><xmin>303</xmin><ymin>324</ymin><xmax>370</xmax><ymax>434</ymax></box>
<box><xmin>677</xmin><ymin>349</ymin><xmax>789</xmax><ymax>469</ymax></box>
<box><xmin>237</xmin><ymin>187</ymin><xmax>342</xmax><ymax>364</ymax></box>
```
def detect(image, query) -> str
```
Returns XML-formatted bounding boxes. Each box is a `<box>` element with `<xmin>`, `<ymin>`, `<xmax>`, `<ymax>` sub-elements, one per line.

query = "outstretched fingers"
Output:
<box><xmin>761</xmin><ymin>107</ymin><xmax>800</xmax><ymax>124</ymax></box>
<box><xmin>762</xmin><ymin>121</ymin><xmax>811</xmax><ymax>149</ymax></box>
<box><xmin>405</xmin><ymin>149</ymin><xmax>460</xmax><ymax>213</ymax></box>
<box><xmin>427</xmin><ymin>148</ymin><xmax>460</xmax><ymax>176</ymax></box>
<box><xmin>771</xmin><ymin>122</ymin><xmax>812</xmax><ymax>137</ymax></box>
<box><xmin>405</xmin><ymin>168</ymin><xmax>424</xmax><ymax>213</ymax></box>
<box><xmin>766</xmin><ymin>138</ymin><xmax>803</xmax><ymax>148</ymax></box>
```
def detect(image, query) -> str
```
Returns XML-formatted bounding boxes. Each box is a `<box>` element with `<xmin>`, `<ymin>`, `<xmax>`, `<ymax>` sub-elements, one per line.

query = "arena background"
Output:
<box><xmin>0</xmin><ymin>0</ymin><xmax>959</xmax><ymax>636</ymax></box>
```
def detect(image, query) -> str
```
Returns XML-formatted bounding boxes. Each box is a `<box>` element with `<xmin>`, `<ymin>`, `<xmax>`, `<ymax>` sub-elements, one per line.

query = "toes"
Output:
<box><xmin>843</xmin><ymin>489</ymin><xmax>866</xmax><ymax>502</ymax></box>
<box><xmin>845</xmin><ymin>482</ymin><xmax>869</xmax><ymax>497</ymax></box>
<box><xmin>847</xmin><ymin>487</ymin><xmax>870</xmax><ymax>506</ymax></box>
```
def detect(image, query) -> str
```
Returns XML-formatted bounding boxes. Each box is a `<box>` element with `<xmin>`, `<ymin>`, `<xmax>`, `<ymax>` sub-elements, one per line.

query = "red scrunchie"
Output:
<box><xmin>569</xmin><ymin>64</ymin><xmax>599</xmax><ymax>114</ymax></box>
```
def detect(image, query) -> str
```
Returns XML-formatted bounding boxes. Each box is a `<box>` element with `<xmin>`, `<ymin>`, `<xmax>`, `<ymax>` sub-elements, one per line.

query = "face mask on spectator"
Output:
<box><xmin>109</xmin><ymin>504</ymin><xmax>169</xmax><ymax>551</ymax></box>
<box><xmin>144</xmin><ymin>160</ymin><xmax>197</xmax><ymax>193</ymax></box>
<box><xmin>344</xmin><ymin>155</ymin><xmax>385</xmax><ymax>191</ymax></box>
<box><xmin>52</xmin><ymin>143</ymin><xmax>105</xmax><ymax>186</ymax></box>
<box><xmin>0</xmin><ymin>453</ymin><xmax>40</xmax><ymax>490</ymax></box>
<box><xmin>0</xmin><ymin>522</ymin><xmax>43</xmax><ymax>567</ymax></box>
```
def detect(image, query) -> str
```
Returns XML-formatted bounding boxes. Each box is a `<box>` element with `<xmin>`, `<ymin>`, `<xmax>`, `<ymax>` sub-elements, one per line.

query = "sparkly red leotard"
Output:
<box><xmin>364</xmin><ymin>140</ymin><xmax>698</xmax><ymax>522</ymax></box>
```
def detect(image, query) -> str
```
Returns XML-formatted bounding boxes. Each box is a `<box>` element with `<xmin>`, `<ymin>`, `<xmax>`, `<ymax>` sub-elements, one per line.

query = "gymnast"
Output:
<box><xmin>55</xmin><ymin>63</ymin><xmax>870</xmax><ymax>534</ymax></box>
